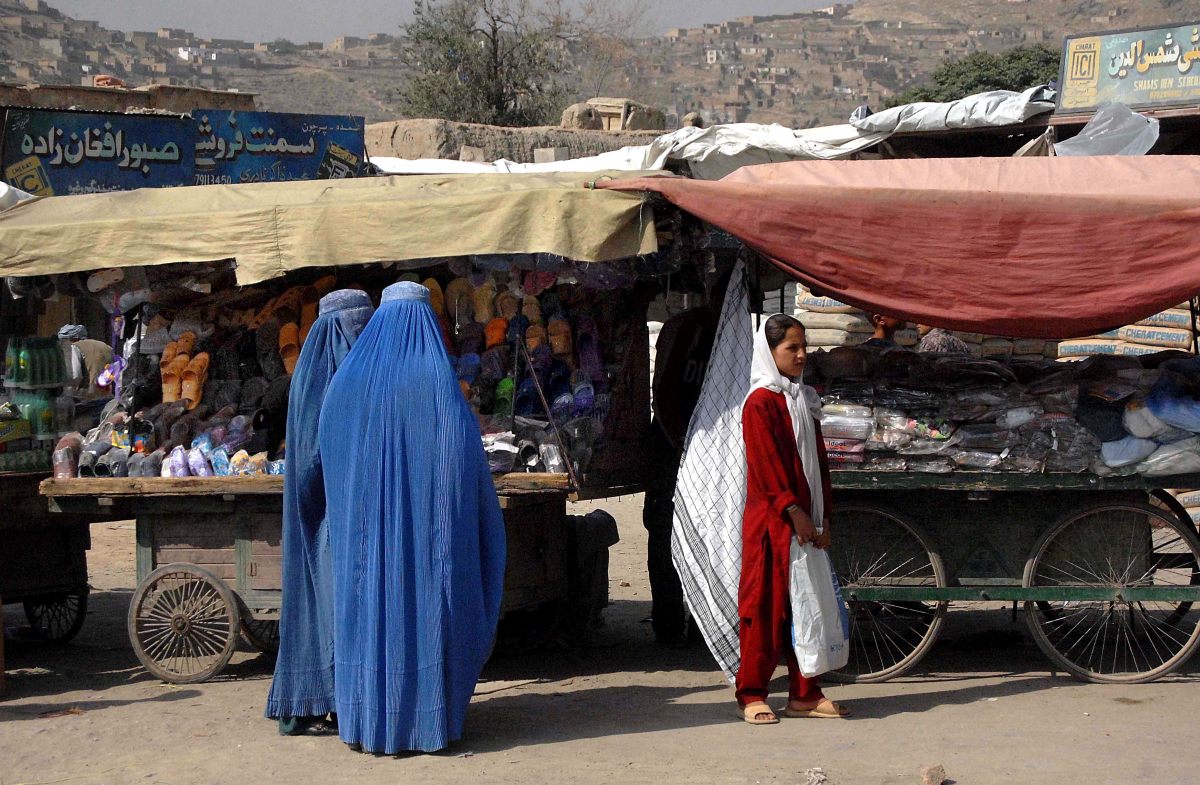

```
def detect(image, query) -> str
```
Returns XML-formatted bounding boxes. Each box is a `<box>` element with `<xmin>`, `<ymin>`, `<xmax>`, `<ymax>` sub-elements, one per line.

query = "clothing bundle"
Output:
<box><xmin>807</xmin><ymin>345</ymin><xmax>1200</xmax><ymax>478</ymax></box>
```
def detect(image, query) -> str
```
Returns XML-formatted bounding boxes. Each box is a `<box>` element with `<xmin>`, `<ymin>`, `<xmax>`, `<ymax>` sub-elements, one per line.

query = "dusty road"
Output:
<box><xmin>3</xmin><ymin>495</ymin><xmax>1198</xmax><ymax>785</ymax></box>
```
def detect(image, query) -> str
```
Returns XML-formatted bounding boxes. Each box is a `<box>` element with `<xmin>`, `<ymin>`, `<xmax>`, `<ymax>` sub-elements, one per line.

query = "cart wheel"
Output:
<box><xmin>1024</xmin><ymin>502</ymin><xmax>1200</xmax><ymax>684</ymax></box>
<box><xmin>127</xmin><ymin>563</ymin><xmax>240</xmax><ymax>684</ymax></box>
<box><xmin>240</xmin><ymin>618</ymin><xmax>280</xmax><ymax>654</ymax></box>
<box><xmin>825</xmin><ymin>505</ymin><xmax>948</xmax><ymax>683</ymax></box>
<box><xmin>23</xmin><ymin>586</ymin><xmax>89</xmax><ymax>644</ymax></box>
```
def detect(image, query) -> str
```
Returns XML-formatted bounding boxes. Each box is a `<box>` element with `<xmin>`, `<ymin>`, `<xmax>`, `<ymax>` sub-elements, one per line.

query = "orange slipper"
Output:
<box><xmin>249</xmin><ymin>296</ymin><xmax>279</xmax><ymax>329</ymax></box>
<box><xmin>423</xmin><ymin>278</ymin><xmax>447</xmax><ymax>319</ymax></box>
<box><xmin>180</xmin><ymin>352</ymin><xmax>209</xmax><ymax>410</ymax></box>
<box><xmin>175</xmin><ymin>331</ymin><xmax>196</xmax><ymax>357</ymax></box>
<box><xmin>445</xmin><ymin>278</ymin><xmax>474</xmax><ymax>325</ymax></box>
<box><xmin>159</xmin><ymin>341</ymin><xmax>180</xmax><ymax>372</ymax></box>
<box><xmin>298</xmin><ymin>287</ymin><xmax>320</xmax><ymax>345</ymax></box>
<box><xmin>485</xmin><ymin>317</ymin><xmax>509</xmax><ymax>350</ymax></box>
<box><xmin>495</xmin><ymin>290</ymin><xmax>520</xmax><ymax>321</ymax></box>
<box><xmin>279</xmin><ymin>322</ymin><xmax>301</xmax><ymax>375</ymax></box>
<box><xmin>548</xmin><ymin>317</ymin><xmax>573</xmax><ymax>357</ymax></box>
<box><xmin>161</xmin><ymin>354</ymin><xmax>190</xmax><ymax>403</ymax></box>
<box><xmin>526</xmin><ymin>324</ymin><xmax>548</xmax><ymax>351</ymax></box>
<box><xmin>472</xmin><ymin>280</ymin><xmax>496</xmax><ymax>324</ymax></box>
<box><xmin>312</xmin><ymin>274</ymin><xmax>338</xmax><ymax>296</ymax></box>
<box><xmin>272</xmin><ymin>287</ymin><xmax>304</xmax><ymax>324</ymax></box>
<box><xmin>522</xmin><ymin>297</ymin><xmax>543</xmax><ymax>325</ymax></box>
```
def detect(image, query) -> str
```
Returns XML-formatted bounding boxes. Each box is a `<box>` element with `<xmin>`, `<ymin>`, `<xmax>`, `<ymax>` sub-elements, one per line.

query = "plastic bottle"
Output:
<box><xmin>4</xmin><ymin>338</ymin><xmax>15</xmax><ymax>383</ymax></box>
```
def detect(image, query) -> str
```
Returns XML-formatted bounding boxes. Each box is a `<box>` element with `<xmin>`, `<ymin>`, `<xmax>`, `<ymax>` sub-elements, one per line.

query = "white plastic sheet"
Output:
<box><xmin>851</xmin><ymin>85</ymin><xmax>1056</xmax><ymax>135</ymax></box>
<box><xmin>1054</xmin><ymin>103</ymin><xmax>1160</xmax><ymax>157</ymax></box>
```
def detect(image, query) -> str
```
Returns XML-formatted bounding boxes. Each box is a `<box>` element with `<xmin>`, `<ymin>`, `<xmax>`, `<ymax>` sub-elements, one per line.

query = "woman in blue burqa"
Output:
<box><xmin>266</xmin><ymin>289</ymin><xmax>376</xmax><ymax>728</ymax></box>
<box><xmin>319</xmin><ymin>280</ymin><xmax>507</xmax><ymax>754</ymax></box>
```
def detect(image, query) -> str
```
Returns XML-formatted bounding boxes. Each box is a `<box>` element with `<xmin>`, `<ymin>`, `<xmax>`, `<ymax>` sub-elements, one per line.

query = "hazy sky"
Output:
<box><xmin>49</xmin><ymin>0</ymin><xmax>829</xmax><ymax>44</ymax></box>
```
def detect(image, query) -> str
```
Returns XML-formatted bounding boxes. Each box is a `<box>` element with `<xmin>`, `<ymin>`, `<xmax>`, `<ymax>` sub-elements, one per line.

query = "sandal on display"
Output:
<box><xmin>278</xmin><ymin>323</ymin><xmax>301</xmax><ymax>375</ymax></box>
<box><xmin>161</xmin><ymin>354</ymin><xmax>190</xmax><ymax>403</ymax></box>
<box><xmin>181</xmin><ymin>353</ymin><xmax>210</xmax><ymax>410</ymax></box>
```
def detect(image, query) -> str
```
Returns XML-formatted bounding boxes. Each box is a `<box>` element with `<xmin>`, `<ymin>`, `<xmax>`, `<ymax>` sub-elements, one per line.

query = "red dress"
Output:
<box><xmin>736</xmin><ymin>387</ymin><xmax>833</xmax><ymax>706</ymax></box>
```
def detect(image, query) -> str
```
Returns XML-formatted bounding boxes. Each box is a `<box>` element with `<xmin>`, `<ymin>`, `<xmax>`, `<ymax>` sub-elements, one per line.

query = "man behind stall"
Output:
<box><xmin>861</xmin><ymin>313</ymin><xmax>906</xmax><ymax>349</ymax></box>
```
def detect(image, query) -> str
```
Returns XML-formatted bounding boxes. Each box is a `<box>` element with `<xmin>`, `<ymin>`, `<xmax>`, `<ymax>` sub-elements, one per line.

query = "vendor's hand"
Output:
<box><xmin>814</xmin><ymin>526</ymin><xmax>832</xmax><ymax>550</ymax></box>
<box><xmin>788</xmin><ymin>508</ymin><xmax>820</xmax><ymax>547</ymax></box>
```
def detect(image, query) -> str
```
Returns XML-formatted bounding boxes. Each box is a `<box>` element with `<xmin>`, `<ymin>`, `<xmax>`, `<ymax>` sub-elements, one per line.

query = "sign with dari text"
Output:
<box><xmin>1058</xmin><ymin>22</ymin><xmax>1200</xmax><ymax>113</ymax></box>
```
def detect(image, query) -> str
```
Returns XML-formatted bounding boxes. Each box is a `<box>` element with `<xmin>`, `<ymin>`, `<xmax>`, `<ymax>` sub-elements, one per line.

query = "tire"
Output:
<box><xmin>23</xmin><ymin>586</ymin><xmax>89</xmax><ymax>644</ymax></box>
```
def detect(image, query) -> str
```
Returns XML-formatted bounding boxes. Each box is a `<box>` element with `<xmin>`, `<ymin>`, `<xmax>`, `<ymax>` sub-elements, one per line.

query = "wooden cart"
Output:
<box><xmin>1</xmin><ymin>472</ymin><xmax>93</xmax><ymax>645</ymax></box>
<box><xmin>42</xmin><ymin>475</ymin><xmax>570</xmax><ymax>684</ymax></box>
<box><xmin>826</xmin><ymin>470</ymin><xmax>1200</xmax><ymax>684</ymax></box>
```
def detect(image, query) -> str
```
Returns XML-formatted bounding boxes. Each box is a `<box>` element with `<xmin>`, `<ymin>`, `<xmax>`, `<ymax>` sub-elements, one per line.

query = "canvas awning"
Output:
<box><xmin>0</xmin><ymin>171</ymin><xmax>662</xmax><ymax>285</ymax></box>
<box><xmin>600</xmin><ymin>156</ymin><xmax>1200</xmax><ymax>339</ymax></box>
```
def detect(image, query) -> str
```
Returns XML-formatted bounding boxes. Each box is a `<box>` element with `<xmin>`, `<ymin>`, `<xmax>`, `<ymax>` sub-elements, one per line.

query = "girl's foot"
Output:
<box><xmin>784</xmin><ymin>698</ymin><xmax>851</xmax><ymax>718</ymax></box>
<box><xmin>736</xmin><ymin>701</ymin><xmax>780</xmax><ymax>724</ymax></box>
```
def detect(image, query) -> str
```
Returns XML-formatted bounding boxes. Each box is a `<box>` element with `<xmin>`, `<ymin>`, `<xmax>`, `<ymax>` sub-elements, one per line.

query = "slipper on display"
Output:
<box><xmin>470</xmin><ymin>377</ymin><xmax>497</xmax><ymax>413</ymax></box>
<box><xmin>141</xmin><ymin>449</ymin><xmax>164</xmax><ymax>477</ymax></box>
<box><xmin>248</xmin><ymin>452</ymin><xmax>270</xmax><ymax>475</ymax></box>
<box><xmin>548</xmin><ymin>317</ymin><xmax>574</xmax><ymax>358</ymax></box>
<box><xmin>551</xmin><ymin>393</ymin><xmax>574</xmax><ymax>423</ymax></box>
<box><xmin>159</xmin><ymin>341</ymin><xmax>180</xmax><ymax>372</ymax></box>
<box><xmin>485</xmin><ymin>318</ymin><xmax>509</xmax><ymax>350</ymax></box>
<box><xmin>256</xmin><ymin>319</ymin><xmax>286</xmax><ymax>379</ymax></box>
<box><xmin>181</xmin><ymin>352</ymin><xmax>210</xmax><ymax>410</ymax></box>
<box><xmin>472</xmin><ymin>280</ymin><xmax>497</xmax><ymax>324</ymax></box>
<box><xmin>507</xmin><ymin>315</ymin><xmax>530</xmax><ymax>345</ymax></box>
<box><xmin>166</xmin><ymin>445</ymin><xmax>192</xmax><ymax>477</ymax></box>
<box><xmin>278</xmin><ymin>323</ymin><xmax>301</xmax><ymax>375</ymax></box>
<box><xmin>272</xmin><ymin>287</ymin><xmax>305</xmax><ymax>324</ymax></box>
<box><xmin>457</xmin><ymin>353</ymin><xmax>481</xmax><ymax>384</ymax></box>
<box><xmin>459</xmin><ymin>379</ymin><xmax>472</xmax><ymax>399</ymax></box>
<box><xmin>522</xmin><ymin>297</ymin><xmax>543</xmax><ymax>325</ymax></box>
<box><xmin>516</xmin><ymin>439</ymin><xmax>541</xmax><ymax>469</ymax></box>
<box><xmin>86</xmin><ymin>267</ymin><xmax>124</xmax><ymax>293</ymax></box>
<box><xmin>523</xmin><ymin>270</ymin><xmax>557</xmax><ymax>297</ymax></box>
<box><xmin>514</xmin><ymin>377</ymin><xmax>541</xmax><ymax>418</ymax></box>
<box><xmin>126</xmin><ymin>451</ymin><xmax>146</xmax><ymax>478</ymax></box>
<box><xmin>161</xmin><ymin>354</ymin><xmax>190</xmax><ymax>404</ymax></box>
<box><xmin>95</xmin><ymin>447</ymin><xmax>130</xmax><ymax>477</ymax></box>
<box><xmin>540</xmin><ymin>292</ymin><xmax>564</xmax><ymax>320</ymax></box>
<box><xmin>526</xmin><ymin>324</ymin><xmax>548</xmax><ymax>351</ymax></box>
<box><xmin>312</xmin><ymin>274</ymin><xmax>338</xmax><ymax>296</ymax></box>
<box><xmin>496</xmin><ymin>290</ymin><xmax>520</xmax><ymax>321</ymax></box>
<box><xmin>575</xmin><ymin>316</ymin><xmax>605</xmax><ymax>386</ymax></box>
<box><xmin>188</xmin><ymin>447</ymin><xmax>214</xmax><ymax>477</ymax></box>
<box><xmin>422</xmin><ymin>278</ymin><xmax>447</xmax><ymax>318</ymax></box>
<box><xmin>481</xmin><ymin>347</ymin><xmax>508</xmax><ymax>381</ymax></box>
<box><xmin>494</xmin><ymin>377</ymin><xmax>516</xmax><ymax>418</ymax></box>
<box><xmin>445</xmin><ymin>278</ymin><xmax>474</xmax><ymax>324</ymax></box>
<box><xmin>210</xmin><ymin>447</ymin><xmax>232</xmax><ymax>476</ymax></box>
<box><xmin>572</xmin><ymin>375</ymin><xmax>596</xmax><ymax>417</ymax></box>
<box><xmin>175</xmin><ymin>330</ymin><xmax>197</xmax><ymax>357</ymax></box>
<box><xmin>457</xmin><ymin>322</ymin><xmax>485</xmax><ymax>356</ymax></box>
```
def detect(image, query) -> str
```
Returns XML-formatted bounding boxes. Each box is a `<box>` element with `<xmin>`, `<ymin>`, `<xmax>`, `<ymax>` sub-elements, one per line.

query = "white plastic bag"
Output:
<box><xmin>789</xmin><ymin>540</ymin><xmax>851</xmax><ymax>677</ymax></box>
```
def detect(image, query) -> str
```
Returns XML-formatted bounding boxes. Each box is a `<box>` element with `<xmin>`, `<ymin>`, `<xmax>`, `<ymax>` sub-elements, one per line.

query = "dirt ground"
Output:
<box><xmin>3</xmin><ymin>494</ymin><xmax>1199</xmax><ymax>785</ymax></box>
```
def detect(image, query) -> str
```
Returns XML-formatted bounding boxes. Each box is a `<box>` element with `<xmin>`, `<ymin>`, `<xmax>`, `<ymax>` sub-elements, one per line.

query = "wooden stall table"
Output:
<box><xmin>41</xmin><ymin>474</ymin><xmax>571</xmax><ymax>684</ymax></box>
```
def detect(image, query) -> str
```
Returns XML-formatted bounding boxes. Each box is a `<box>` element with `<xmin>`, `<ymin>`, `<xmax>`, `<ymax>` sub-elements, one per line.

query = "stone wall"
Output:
<box><xmin>365</xmin><ymin>118</ymin><xmax>662</xmax><ymax>163</ymax></box>
<box><xmin>0</xmin><ymin>82</ymin><xmax>255</xmax><ymax>114</ymax></box>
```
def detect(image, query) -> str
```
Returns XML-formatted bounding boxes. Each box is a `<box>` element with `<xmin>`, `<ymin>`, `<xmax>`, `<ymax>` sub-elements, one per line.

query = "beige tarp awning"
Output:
<box><xmin>0</xmin><ymin>171</ymin><xmax>662</xmax><ymax>285</ymax></box>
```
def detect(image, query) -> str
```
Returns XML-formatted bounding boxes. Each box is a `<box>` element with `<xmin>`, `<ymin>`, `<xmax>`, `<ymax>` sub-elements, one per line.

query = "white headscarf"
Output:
<box><xmin>746</xmin><ymin>314</ymin><xmax>825</xmax><ymax>529</ymax></box>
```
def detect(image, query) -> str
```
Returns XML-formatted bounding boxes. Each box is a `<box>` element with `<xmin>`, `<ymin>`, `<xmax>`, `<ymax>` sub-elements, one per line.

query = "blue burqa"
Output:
<box><xmin>319</xmin><ymin>281</ymin><xmax>506</xmax><ymax>754</ymax></box>
<box><xmin>266</xmin><ymin>289</ymin><xmax>376</xmax><ymax>720</ymax></box>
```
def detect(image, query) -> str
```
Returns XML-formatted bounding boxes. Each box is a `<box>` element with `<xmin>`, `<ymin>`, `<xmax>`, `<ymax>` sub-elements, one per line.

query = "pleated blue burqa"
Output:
<box><xmin>319</xmin><ymin>281</ymin><xmax>507</xmax><ymax>754</ymax></box>
<box><xmin>266</xmin><ymin>289</ymin><xmax>376</xmax><ymax>720</ymax></box>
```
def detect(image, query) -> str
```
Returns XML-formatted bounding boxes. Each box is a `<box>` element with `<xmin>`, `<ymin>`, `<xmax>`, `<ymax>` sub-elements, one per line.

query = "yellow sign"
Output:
<box><xmin>4</xmin><ymin>155</ymin><xmax>53</xmax><ymax>196</ymax></box>
<box><xmin>1058</xmin><ymin>23</ymin><xmax>1200</xmax><ymax>113</ymax></box>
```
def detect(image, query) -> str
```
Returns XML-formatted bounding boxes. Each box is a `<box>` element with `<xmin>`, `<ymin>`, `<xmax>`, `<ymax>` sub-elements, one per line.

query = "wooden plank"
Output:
<box><xmin>155</xmin><ymin>547</ymin><xmax>237</xmax><ymax>564</ymax></box>
<box><xmin>41</xmin><ymin>476</ymin><xmax>284</xmax><ymax>498</ymax></box>
<box><xmin>248</xmin><ymin>558</ymin><xmax>282</xmax><ymax>591</ymax></box>
<box><xmin>494</xmin><ymin>473</ymin><xmax>571</xmax><ymax>492</ymax></box>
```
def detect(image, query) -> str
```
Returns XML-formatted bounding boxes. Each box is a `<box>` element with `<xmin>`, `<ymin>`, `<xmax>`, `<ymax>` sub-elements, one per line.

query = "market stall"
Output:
<box><xmin>0</xmin><ymin>170</ymin><xmax>721</xmax><ymax>683</ymax></box>
<box><xmin>606</xmin><ymin>156</ymin><xmax>1200</xmax><ymax>684</ymax></box>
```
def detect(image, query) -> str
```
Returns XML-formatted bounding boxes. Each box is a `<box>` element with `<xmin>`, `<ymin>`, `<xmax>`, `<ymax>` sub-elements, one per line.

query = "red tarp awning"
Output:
<box><xmin>599</xmin><ymin>157</ymin><xmax>1200</xmax><ymax>339</ymax></box>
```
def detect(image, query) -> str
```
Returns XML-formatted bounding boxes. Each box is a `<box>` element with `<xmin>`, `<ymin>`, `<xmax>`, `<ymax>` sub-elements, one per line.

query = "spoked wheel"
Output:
<box><xmin>1024</xmin><ymin>502</ymin><xmax>1200</xmax><ymax>683</ymax></box>
<box><xmin>127</xmin><ymin>563</ymin><xmax>239</xmax><ymax>684</ymax></box>
<box><xmin>825</xmin><ymin>505</ymin><xmax>948</xmax><ymax>683</ymax></box>
<box><xmin>23</xmin><ymin>586</ymin><xmax>89</xmax><ymax>643</ymax></box>
<box><xmin>240</xmin><ymin>617</ymin><xmax>280</xmax><ymax>654</ymax></box>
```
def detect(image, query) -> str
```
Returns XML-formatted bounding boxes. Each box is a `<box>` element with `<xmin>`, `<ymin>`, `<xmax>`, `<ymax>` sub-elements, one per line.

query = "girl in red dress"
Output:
<box><xmin>736</xmin><ymin>314</ymin><xmax>851</xmax><ymax>724</ymax></box>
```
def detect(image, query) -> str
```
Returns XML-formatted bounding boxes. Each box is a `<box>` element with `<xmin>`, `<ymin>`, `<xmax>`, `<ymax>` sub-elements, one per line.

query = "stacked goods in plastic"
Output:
<box><xmin>795</xmin><ymin>286</ymin><xmax>1047</xmax><ymax>356</ymax></box>
<box><xmin>807</xmin><ymin>345</ymin><xmax>1200</xmax><ymax>477</ymax></box>
<box><xmin>1059</xmin><ymin>303</ymin><xmax>1197</xmax><ymax>359</ymax></box>
<box><xmin>1172</xmin><ymin>489</ymin><xmax>1200</xmax><ymax>524</ymax></box>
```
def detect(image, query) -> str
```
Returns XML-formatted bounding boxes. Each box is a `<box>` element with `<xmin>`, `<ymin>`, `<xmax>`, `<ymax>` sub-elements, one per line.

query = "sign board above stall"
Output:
<box><xmin>1058</xmin><ymin>22</ymin><xmax>1200</xmax><ymax>114</ymax></box>
<box><xmin>2</xmin><ymin>109</ymin><xmax>192</xmax><ymax>196</ymax></box>
<box><xmin>193</xmin><ymin>110</ymin><xmax>365</xmax><ymax>185</ymax></box>
<box><xmin>1</xmin><ymin>108</ymin><xmax>366</xmax><ymax>195</ymax></box>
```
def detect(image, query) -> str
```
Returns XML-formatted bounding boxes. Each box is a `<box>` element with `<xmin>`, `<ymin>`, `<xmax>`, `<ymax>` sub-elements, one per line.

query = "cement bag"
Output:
<box><xmin>1187</xmin><ymin>506</ymin><xmax>1200</xmax><ymax>524</ymax></box>
<box><xmin>1013</xmin><ymin>338</ymin><xmax>1046</xmax><ymax>355</ymax></box>
<box><xmin>797</xmin><ymin>291</ymin><xmax>857</xmax><ymax>314</ymax></box>
<box><xmin>1136</xmin><ymin>438</ymin><xmax>1200</xmax><ymax>476</ymax></box>
<box><xmin>980</xmin><ymin>338</ymin><xmax>1014</xmax><ymax>359</ymax></box>
<box><xmin>1138</xmin><ymin>309</ymin><xmax>1195</xmax><ymax>330</ymax></box>
<box><xmin>1059</xmin><ymin>339</ymin><xmax>1123</xmax><ymax>357</ymax></box>
<box><xmin>1119</xmin><ymin>343</ymin><xmax>1167</xmax><ymax>357</ymax></box>
<box><xmin>1043</xmin><ymin>342</ymin><xmax>1061</xmax><ymax>358</ymax></box>
<box><xmin>1175</xmin><ymin>490</ymin><xmax>1200</xmax><ymax>507</ymax></box>
<box><xmin>804</xmin><ymin>329</ymin><xmax>864</xmax><ymax>348</ymax></box>
<box><xmin>798</xmin><ymin>312</ymin><xmax>872</xmax><ymax>333</ymax></box>
<box><xmin>954</xmin><ymin>332</ymin><xmax>985</xmax><ymax>345</ymax></box>
<box><xmin>1115</xmin><ymin>326</ymin><xmax>1193</xmax><ymax>350</ymax></box>
<box><xmin>1101</xmin><ymin>435</ymin><xmax>1158</xmax><ymax>468</ymax></box>
<box><xmin>789</xmin><ymin>541</ymin><xmax>850</xmax><ymax>678</ymax></box>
